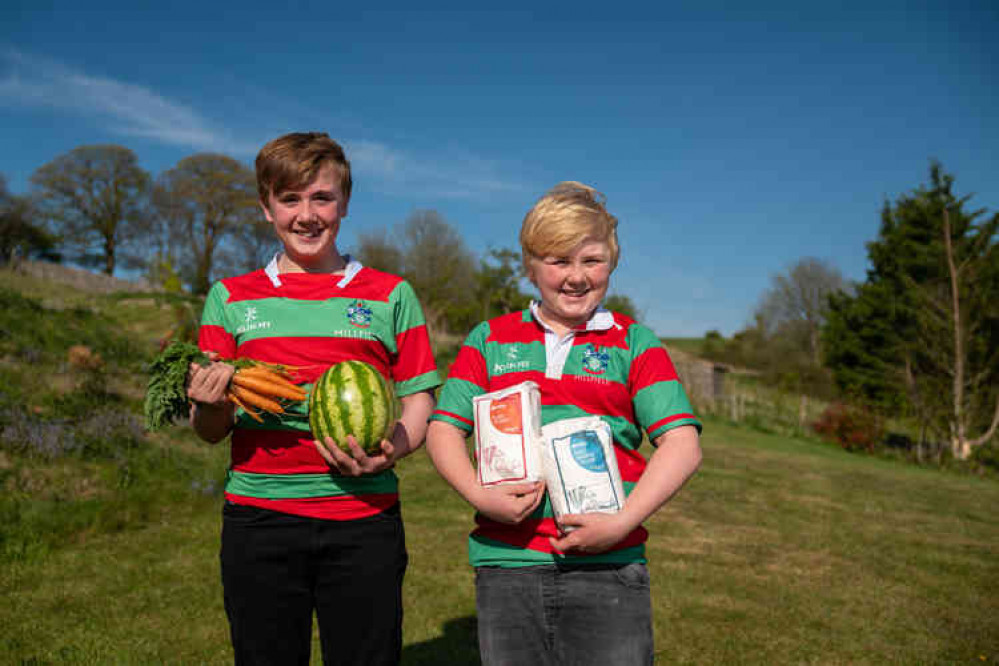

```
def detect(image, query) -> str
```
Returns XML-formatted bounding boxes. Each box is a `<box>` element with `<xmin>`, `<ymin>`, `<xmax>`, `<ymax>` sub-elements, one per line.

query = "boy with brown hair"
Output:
<box><xmin>187</xmin><ymin>132</ymin><xmax>440</xmax><ymax>665</ymax></box>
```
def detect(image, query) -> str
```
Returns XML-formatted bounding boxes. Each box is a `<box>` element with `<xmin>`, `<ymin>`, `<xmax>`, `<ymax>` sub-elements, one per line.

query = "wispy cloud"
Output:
<box><xmin>0</xmin><ymin>50</ymin><xmax>257</xmax><ymax>156</ymax></box>
<box><xmin>0</xmin><ymin>50</ymin><xmax>523</xmax><ymax>200</ymax></box>
<box><xmin>346</xmin><ymin>139</ymin><xmax>523</xmax><ymax>201</ymax></box>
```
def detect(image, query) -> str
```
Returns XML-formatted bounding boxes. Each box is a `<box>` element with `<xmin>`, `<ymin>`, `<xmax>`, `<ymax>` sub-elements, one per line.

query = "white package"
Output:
<box><xmin>541</xmin><ymin>416</ymin><xmax>625</xmax><ymax>530</ymax></box>
<box><xmin>472</xmin><ymin>381</ymin><xmax>543</xmax><ymax>486</ymax></box>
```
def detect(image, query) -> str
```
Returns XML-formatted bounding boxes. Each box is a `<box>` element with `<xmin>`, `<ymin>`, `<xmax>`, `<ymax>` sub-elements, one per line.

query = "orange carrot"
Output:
<box><xmin>230</xmin><ymin>385</ymin><xmax>285</xmax><ymax>414</ymax></box>
<box><xmin>228</xmin><ymin>393</ymin><xmax>264</xmax><ymax>422</ymax></box>
<box><xmin>237</xmin><ymin>364</ymin><xmax>291</xmax><ymax>380</ymax></box>
<box><xmin>236</xmin><ymin>366</ymin><xmax>307</xmax><ymax>395</ymax></box>
<box><xmin>232</xmin><ymin>374</ymin><xmax>307</xmax><ymax>401</ymax></box>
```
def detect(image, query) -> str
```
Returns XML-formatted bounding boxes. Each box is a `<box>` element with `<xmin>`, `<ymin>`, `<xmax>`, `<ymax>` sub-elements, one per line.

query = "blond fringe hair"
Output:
<box><xmin>519</xmin><ymin>181</ymin><xmax>619</xmax><ymax>272</ymax></box>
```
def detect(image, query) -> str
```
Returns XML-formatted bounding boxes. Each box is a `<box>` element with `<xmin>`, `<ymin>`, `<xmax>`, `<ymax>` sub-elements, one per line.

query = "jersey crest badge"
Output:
<box><xmin>346</xmin><ymin>300</ymin><xmax>373</xmax><ymax>328</ymax></box>
<box><xmin>581</xmin><ymin>344</ymin><xmax>610</xmax><ymax>375</ymax></box>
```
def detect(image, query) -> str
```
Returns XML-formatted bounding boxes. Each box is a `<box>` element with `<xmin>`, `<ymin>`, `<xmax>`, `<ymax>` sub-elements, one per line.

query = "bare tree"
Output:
<box><xmin>910</xmin><ymin>208</ymin><xmax>999</xmax><ymax>459</ymax></box>
<box><xmin>398</xmin><ymin>210</ymin><xmax>478</xmax><ymax>336</ymax></box>
<box><xmin>217</xmin><ymin>218</ymin><xmax>281</xmax><ymax>277</ymax></box>
<box><xmin>755</xmin><ymin>257</ymin><xmax>846</xmax><ymax>365</ymax></box>
<box><xmin>355</xmin><ymin>210</ymin><xmax>478</xmax><ymax>336</ymax></box>
<box><xmin>355</xmin><ymin>228</ymin><xmax>405</xmax><ymax>275</ymax></box>
<box><xmin>152</xmin><ymin>154</ymin><xmax>258</xmax><ymax>294</ymax></box>
<box><xmin>30</xmin><ymin>145</ymin><xmax>149</xmax><ymax>275</ymax></box>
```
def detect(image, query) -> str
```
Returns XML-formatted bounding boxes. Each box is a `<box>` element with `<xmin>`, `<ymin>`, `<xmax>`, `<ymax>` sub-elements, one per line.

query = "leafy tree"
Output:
<box><xmin>152</xmin><ymin>154</ymin><xmax>258</xmax><ymax>295</ymax></box>
<box><xmin>146</xmin><ymin>253</ymin><xmax>185</xmax><ymax>293</ymax></box>
<box><xmin>476</xmin><ymin>248</ymin><xmax>531</xmax><ymax>321</ymax></box>
<box><xmin>702</xmin><ymin>329</ymin><xmax>725</xmax><ymax>357</ymax></box>
<box><xmin>824</xmin><ymin>162</ymin><xmax>999</xmax><ymax>458</ymax></box>
<box><xmin>603</xmin><ymin>293</ymin><xmax>640</xmax><ymax>321</ymax></box>
<box><xmin>29</xmin><ymin>145</ymin><xmax>149</xmax><ymax>275</ymax></box>
<box><xmin>0</xmin><ymin>174</ymin><xmax>59</xmax><ymax>265</ymax></box>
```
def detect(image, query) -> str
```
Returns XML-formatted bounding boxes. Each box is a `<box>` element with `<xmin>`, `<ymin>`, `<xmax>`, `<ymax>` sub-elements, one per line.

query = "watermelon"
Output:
<box><xmin>309</xmin><ymin>360</ymin><xmax>397</xmax><ymax>454</ymax></box>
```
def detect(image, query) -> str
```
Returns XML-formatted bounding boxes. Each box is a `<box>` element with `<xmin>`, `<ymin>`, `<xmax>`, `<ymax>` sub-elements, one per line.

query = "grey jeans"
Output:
<box><xmin>475</xmin><ymin>562</ymin><xmax>654</xmax><ymax>666</ymax></box>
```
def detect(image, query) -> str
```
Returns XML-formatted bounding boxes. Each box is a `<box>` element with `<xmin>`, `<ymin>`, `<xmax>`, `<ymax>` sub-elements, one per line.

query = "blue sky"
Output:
<box><xmin>2</xmin><ymin>1</ymin><xmax>996</xmax><ymax>337</ymax></box>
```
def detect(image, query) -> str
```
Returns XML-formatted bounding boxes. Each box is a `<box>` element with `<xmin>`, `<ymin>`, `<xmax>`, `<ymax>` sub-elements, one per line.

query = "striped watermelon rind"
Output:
<box><xmin>309</xmin><ymin>360</ymin><xmax>398</xmax><ymax>455</ymax></box>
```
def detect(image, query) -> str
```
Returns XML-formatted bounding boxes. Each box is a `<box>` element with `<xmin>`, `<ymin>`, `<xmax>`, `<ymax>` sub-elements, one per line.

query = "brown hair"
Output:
<box><xmin>255</xmin><ymin>132</ymin><xmax>353</xmax><ymax>203</ymax></box>
<box><xmin>519</xmin><ymin>181</ymin><xmax>619</xmax><ymax>272</ymax></box>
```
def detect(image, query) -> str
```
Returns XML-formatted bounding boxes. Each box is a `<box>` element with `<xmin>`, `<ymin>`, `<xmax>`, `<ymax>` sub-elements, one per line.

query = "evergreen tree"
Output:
<box><xmin>824</xmin><ymin>162</ymin><xmax>999</xmax><ymax>458</ymax></box>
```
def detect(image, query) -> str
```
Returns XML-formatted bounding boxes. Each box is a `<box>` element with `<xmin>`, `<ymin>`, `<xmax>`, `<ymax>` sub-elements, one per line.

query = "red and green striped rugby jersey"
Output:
<box><xmin>431</xmin><ymin>308</ymin><xmax>700</xmax><ymax>568</ymax></box>
<box><xmin>199</xmin><ymin>259</ymin><xmax>441</xmax><ymax>521</ymax></box>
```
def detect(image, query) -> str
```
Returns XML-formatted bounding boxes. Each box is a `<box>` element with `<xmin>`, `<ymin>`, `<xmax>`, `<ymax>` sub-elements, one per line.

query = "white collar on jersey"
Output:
<box><xmin>264</xmin><ymin>252</ymin><xmax>363</xmax><ymax>289</ymax></box>
<box><xmin>528</xmin><ymin>300</ymin><xmax>620</xmax><ymax>333</ymax></box>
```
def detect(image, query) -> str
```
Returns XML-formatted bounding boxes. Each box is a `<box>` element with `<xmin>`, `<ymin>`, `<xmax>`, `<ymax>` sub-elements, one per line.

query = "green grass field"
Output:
<box><xmin>3</xmin><ymin>417</ymin><xmax>997</xmax><ymax>665</ymax></box>
<box><xmin>2</xmin><ymin>266</ymin><xmax>997</xmax><ymax>664</ymax></box>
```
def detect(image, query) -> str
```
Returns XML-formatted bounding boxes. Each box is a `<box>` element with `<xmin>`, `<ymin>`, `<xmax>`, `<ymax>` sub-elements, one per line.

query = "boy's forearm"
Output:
<box><xmin>392</xmin><ymin>390</ymin><xmax>437</xmax><ymax>458</ymax></box>
<box><xmin>618</xmin><ymin>425</ymin><xmax>701</xmax><ymax>530</ymax></box>
<box><xmin>426</xmin><ymin>421</ymin><xmax>481</xmax><ymax>505</ymax></box>
<box><xmin>190</xmin><ymin>402</ymin><xmax>236</xmax><ymax>444</ymax></box>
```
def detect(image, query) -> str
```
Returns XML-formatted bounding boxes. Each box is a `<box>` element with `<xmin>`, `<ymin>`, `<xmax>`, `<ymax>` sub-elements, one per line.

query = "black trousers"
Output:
<box><xmin>220</xmin><ymin>502</ymin><xmax>408</xmax><ymax>666</ymax></box>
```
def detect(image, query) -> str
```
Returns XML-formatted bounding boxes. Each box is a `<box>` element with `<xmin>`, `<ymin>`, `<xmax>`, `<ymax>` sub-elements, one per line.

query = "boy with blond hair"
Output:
<box><xmin>427</xmin><ymin>181</ymin><xmax>701</xmax><ymax>665</ymax></box>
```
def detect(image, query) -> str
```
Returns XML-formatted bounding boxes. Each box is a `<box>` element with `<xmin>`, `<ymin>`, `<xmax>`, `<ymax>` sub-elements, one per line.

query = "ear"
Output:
<box><xmin>259</xmin><ymin>198</ymin><xmax>274</xmax><ymax>223</ymax></box>
<box><xmin>524</xmin><ymin>259</ymin><xmax>538</xmax><ymax>287</ymax></box>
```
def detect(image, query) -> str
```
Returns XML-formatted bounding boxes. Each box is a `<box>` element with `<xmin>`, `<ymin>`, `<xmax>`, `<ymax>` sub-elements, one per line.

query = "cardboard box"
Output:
<box><xmin>541</xmin><ymin>416</ymin><xmax>625</xmax><ymax>531</ymax></box>
<box><xmin>472</xmin><ymin>381</ymin><xmax>543</xmax><ymax>486</ymax></box>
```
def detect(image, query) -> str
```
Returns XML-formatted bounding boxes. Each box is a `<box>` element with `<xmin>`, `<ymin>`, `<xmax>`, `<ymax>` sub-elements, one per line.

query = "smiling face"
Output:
<box><xmin>527</xmin><ymin>238</ymin><xmax>612</xmax><ymax>336</ymax></box>
<box><xmin>261</xmin><ymin>166</ymin><xmax>348</xmax><ymax>273</ymax></box>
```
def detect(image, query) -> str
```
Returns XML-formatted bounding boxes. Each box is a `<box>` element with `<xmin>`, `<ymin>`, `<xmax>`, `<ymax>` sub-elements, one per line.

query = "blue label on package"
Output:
<box><xmin>569</xmin><ymin>430</ymin><xmax>608</xmax><ymax>472</ymax></box>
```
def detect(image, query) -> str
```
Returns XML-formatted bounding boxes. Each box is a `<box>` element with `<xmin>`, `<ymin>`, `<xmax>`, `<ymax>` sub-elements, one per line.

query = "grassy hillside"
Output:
<box><xmin>2</xmin><ymin>266</ymin><xmax>997</xmax><ymax>664</ymax></box>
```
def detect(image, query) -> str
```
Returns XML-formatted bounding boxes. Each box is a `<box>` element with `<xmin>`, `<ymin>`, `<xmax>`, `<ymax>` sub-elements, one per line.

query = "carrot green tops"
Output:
<box><xmin>198</xmin><ymin>256</ymin><xmax>441</xmax><ymax>521</ymax></box>
<box><xmin>431</xmin><ymin>305</ymin><xmax>701</xmax><ymax>568</ymax></box>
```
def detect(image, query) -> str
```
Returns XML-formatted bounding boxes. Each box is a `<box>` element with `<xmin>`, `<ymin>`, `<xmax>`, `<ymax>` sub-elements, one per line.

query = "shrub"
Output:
<box><xmin>970</xmin><ymin>443</ymin><xmax>999</xmax><ymax>475</ymax></box>
<box><xmin>0</xmin><ymin>406</ymin><xmax>145</xmax><ymax>461</ymax></box>
<box><xmin>1</xmin><ymin>408</ymin><xmax>81</xmax><ymax>458</ymax></box>
<box><xmin>812</xmin><ymin>402</ymin><xmax>884</xmax><ymax>453</ymax></box>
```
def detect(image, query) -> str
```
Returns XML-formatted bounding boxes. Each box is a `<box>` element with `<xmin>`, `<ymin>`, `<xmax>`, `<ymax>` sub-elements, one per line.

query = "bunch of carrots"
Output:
<box><xmin>227</xmin><ymin>364</ymin><xmax>307</xmax><ymax>422</ymax></box>
<box><xmin>144</xmin><ymin>342</ymin><xmax>308</xmax><ymax>432</ymax></box>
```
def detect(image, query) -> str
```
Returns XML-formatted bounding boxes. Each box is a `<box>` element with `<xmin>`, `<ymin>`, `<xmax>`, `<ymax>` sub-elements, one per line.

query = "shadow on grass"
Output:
<box><xmin>402</xmin><ymin>616</ymin><xmax>479</xmax><ymax>666</ymax></box>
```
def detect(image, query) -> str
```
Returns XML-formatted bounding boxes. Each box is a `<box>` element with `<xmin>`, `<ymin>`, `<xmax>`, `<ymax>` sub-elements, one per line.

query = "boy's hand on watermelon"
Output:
<box><xmin>315</xmin><ymin>435</ymin><xmax>397</xmax><ymax>476</ymax></box>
